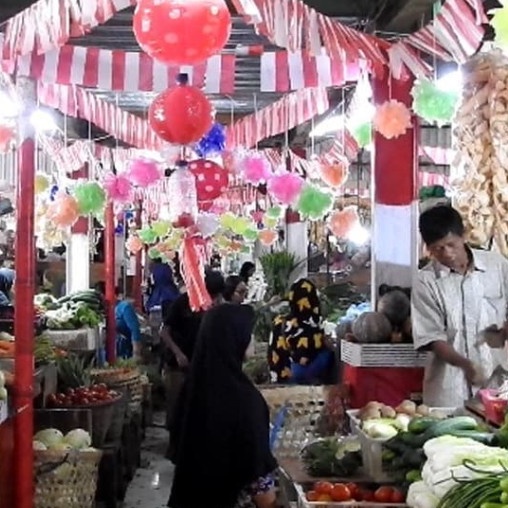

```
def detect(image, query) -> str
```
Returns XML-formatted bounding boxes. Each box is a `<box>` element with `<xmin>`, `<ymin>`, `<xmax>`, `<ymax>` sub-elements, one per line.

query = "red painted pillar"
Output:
<box><xmin>14</xmin><ymin>77</ymin><xmax>36</xmax><ymax>508</ymax></box>
<box><xmin>104</xmin><ymin>203</ymin><xmax>116</xmax><ymax>363</ymax></box>
<box><xmin>371</xmin><ymin>74</ymin><xmax>418</xmax><ymax>296</ymax></box>
<box><xmin>133</xmin><ymin>201</ymin><xmax>143</xmax><ymax>311</ymax></box>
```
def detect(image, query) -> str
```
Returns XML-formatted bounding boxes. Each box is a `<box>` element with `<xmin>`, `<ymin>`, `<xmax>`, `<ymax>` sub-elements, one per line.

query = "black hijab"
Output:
<box><xmin>169</xmin><ymin>303</ymin><xmax>277</xmax><ymax>508</ymax></box>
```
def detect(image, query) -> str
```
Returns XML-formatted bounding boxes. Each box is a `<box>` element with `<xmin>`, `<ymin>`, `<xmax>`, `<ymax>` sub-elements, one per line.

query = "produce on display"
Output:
<box><xmin>47</xmin><ymin>385</ymin><xmax>119</xmax><ymax>407</ymax></box>
<box><xmin>407</xmin><ymin>436</ymin><xmax>508</xmax><ymax>508</ymax></box>
<box><xmin>301</xmin><ymin>437</ymin><xmax>362</xmax><ymax>477</ymax></box>
<box><xmin>304</xmin><ymin>480</ymin><xmax>406</xmax><ymax>503</ymax></box>
<box><xmin>33</xmin><ymin>428</ymin><xmax>93</xmax><ymax>451</ymax></box>
<box><xmin>56</xmin><ymin>354</ymin><xmax>91</xmax><ymax>390</ymax></box>
<box><xmin>351</xmin><ymin>311</ymin><xmax>393</xmax><ymax>343</ymax></box>
<box><xmin>0</xmin><ymin>369</ymin><xmax>7</xmax><ymax>401</ymax></box>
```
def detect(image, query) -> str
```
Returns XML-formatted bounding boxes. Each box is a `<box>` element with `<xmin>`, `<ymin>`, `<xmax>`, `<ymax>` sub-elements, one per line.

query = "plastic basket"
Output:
<box><xmin>341</xmin><ymin>341</ymin><xmax>427</xmax><ymax>368</ymax></box>
<box><xmin>479</xmin><ymin>389</ymin><xmax>508</xmax><ymax>425</ymax></box>
<box><xmin>261</xmin><ymin>385</ymin><xmax>349</xmax><ymax>458</ymax></box>
<box><xmin>295</xmin><ymin>483</ymin><xmax>407</xmax><ymax>508</ymax></box>
<box><xmin>34</xmin><ymin>448</ymin><xmax>102</xmax><ymax>508</ymax></box>
<box><xmin>347</xmin><ymin>408</ymin><xmax>456</xmax><ymax>482</ymax></box>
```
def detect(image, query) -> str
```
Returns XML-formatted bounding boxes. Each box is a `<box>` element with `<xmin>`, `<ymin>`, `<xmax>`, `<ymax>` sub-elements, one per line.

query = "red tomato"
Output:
<box><xmin>66</xmin><ymin>388</ymin><xmax>75</xmax><ymax>396</ymax></box>
<box><xmin>374</xmin><ymin>486</ymin><xmax>394</xmax><ymax>503</ymax></box>
<box><xmin>306</xmin><ymin>491</ymin><xmax>319</xmax><ymax>502</ymax></box>
<box><xmin>360</xmin><ymin>489</ymin><xmax>375</xmax><ymax>502</ymax></box>
<box><xmin>317</xmin><ymin>494</ymin><xmax>332</xmax><ymax>502</ymax></box>
<box><xmin>391</xmin><ymin>489</ymin><xmax>405</xmax><ymax>503</ymax></box>
<box><xmin>314</xmin><ymin>482</ymin><xmax>333</xmax><ymax>495</ymax></box>
<box><xmin>346</xmin><ymin>482</ymin><xmax>359</xmax><ymax>497</ymax></box>
<box><xmin>47</xmin><ymin>394</ymin><xmax>57</xmax><ymax>406</ymax></box>
<box><xmin>330</xmin><ymin>484</ymin><xmax>351</xmax><ymax>502</ymax></box>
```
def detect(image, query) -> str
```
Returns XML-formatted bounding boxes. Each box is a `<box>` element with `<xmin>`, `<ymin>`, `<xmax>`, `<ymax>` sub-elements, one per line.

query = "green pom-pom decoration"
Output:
<box><xmin>74</xmin><ymin>182</ymin><xmax>106</xmax><ymax>215</ymax></box>
<box><xmin>411</xmin><ymin>79</ymin><xmax>459</xmax><ymax>126</ymax></box>
<box><xmin>148</xmin><ymin>247</ymin><xmax>161</xmax><ymax>260</ymax></box>
<box><xmin>151</xmin><ymin>220</ymin><xmax>170</xmax><ymax>238</ymax></box>
<box><xmin>138</xmin><ymin>227</ymin><xmax>158</xmax><ymax>244</ymax></box>
<box><xmin>266</xmin><ymin>206</ymin><xmax>283</xmax><ymax>219</ymax></box>
<box><xmin>491</xmin><ymin>3</ymin><xmax>508</xmax><ymax>49</ymax></box>
<box><xmin>351</xmin><ymin>122</ymin><xmax>372</xmax><ymax>148</ymax></box>
<box><xmin>295</xmin><ymin>184</ymin><xmax>333</xmax><ymax>221</ymax></box>
<box><xmin>243</xmin><ymin>228</ymin><xmax>259</xmax><ymax>242</ymax></box>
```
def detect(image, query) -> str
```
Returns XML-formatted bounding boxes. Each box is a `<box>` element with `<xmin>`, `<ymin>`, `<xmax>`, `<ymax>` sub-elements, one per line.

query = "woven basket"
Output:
<box><xmin>34</xmin><ymin>448</ymin><xmax>102</xmax><ymax>508</ymax></box>
<box><xmin>91</xmin><ymin>368</ymin><xmax>143</xmax><ymax>410</ymax></box>
<box><xmin>106</xmin><ymin>392</ymin><xmax>127</xmax><ymax>443</ymax></box>
<box><xmin>60</xmin><ymin>395</ymin><xmax>121</xmax><ymax>447</ymax></box>
<box><xmin>260</xmin><ymin>385</ymin><xmax>349</xmax><ymax>457</ymax></box>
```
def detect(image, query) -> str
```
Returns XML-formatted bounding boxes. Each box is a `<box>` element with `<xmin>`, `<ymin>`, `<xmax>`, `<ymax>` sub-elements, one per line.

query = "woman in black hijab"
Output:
<box><xmin>168</xmin><ymin>303</ymin><xmax>277</xmax><ymax>508</ymax></box>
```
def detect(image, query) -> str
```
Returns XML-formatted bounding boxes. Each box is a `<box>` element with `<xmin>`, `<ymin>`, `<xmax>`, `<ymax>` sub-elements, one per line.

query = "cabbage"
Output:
<box><xmin>33</xmin><ymin>440</ymin><xmax>47</xmax><ymax>451</ymax></box>
<box><xmin>64</xmin><ymin>429</ymin><xmax>91</xmax><ymax>449</ymax></box>
<box><xmin>49</xmin><ymin>442</ymin><xmax>73</xmax><ymax>451</ymax></box>
<box><xmin>34</xmin><ymin>428</ymin><xmax>64</xmax><ymax>448</ymax></box>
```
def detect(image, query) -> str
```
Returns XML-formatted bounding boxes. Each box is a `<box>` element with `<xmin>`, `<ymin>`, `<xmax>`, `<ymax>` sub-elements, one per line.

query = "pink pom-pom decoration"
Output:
<box><xmin>127</xmin><ymin>157</ymin><xmax>161</xmax><ymax>188</ymax></box>
<box><xmin>240</xmin><ymin>153</ymin><xmax>272</xmax><ymax>185</ymax></box>
<box><xmin>267</xmin><ymin>172</ymin><xmax>304</xmax><ymax>205</ymax></box>
<box><xmin>126</xmin><ymin>235</ymin><xmax>144</xmax><ymax>253</ymax></box>
<box><xmin>373</xmin><ymin>99</ymin><xmax>412</xmax><ymax>140</ymax></box>
<box><xmin>328</xmin><ymin>206</ymin><xmax>360</xmax><ymax>238</ymax></box>
<box><xmin>103</xmin><ymin>173</ymin><xmax>133</xmax><ymax>202</ymax></box>
<box><xmin>259</xmin><ymin>229</ymin><xmax>278</xmax><ymax>246</ymax></box>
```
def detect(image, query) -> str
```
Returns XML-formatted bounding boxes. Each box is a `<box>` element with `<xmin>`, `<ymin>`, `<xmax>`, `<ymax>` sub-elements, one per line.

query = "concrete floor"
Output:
<box><xmin>123</xmin><ymin>419</ymin><xmax>173</xmax><ymax>508</ymax></box>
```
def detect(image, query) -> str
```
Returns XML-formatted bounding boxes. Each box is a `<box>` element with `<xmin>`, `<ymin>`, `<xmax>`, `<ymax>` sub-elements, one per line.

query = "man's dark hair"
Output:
<box><xmin>419</xmin><ymin>205</ymin><xmax>465</xmax><ymax>246</ymax></box>
<box><xmin>205</xmin><ymin>271</ymin><xmax>225</xmax><ymax>298</ymax></box>
<box><xmin>239</xmin><ymin>261</ymin><xmax>255</xmax><ymax>282</ymax></box>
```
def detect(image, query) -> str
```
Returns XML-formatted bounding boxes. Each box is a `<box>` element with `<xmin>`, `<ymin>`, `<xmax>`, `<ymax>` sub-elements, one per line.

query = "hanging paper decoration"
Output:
<box><xmin>250</xmin><ymin>210</ymin><xmax>264</xmax><ymax>223</ymax></box>
<box><xmin>196</xmin><ymin>212</ymin><xmax>219</xmax><ymax>238</ymax></box>
<box><xmin>259</xmin><ymin>229</ymin><xmax>278</xmax><ymax>246</ymax></box>
<box><xmin>328</xmin><ymin>206</ymin><xmax>360</xmax><ymax>238</ymax></box>
<box><xmin>180</xmin><ymin>237</ymin><xmax>212</xmax><ymax>311</ymax></box>
<box><xmin>148</xmin><ymin>247</ymin><xmax>162</xmax><ymax>260</ymax></box>
<box><xmin>195</xmin><ymin>123</ymin><xmax>226</xmax><ymax>158</ymax></box>
<box><xmin>373</xmin><ymin>99</ymin><xmax>412</xmax><ymax>140</ymax></box>
<box><xmin>138</xmin><ymin>227</ymin><xmax>158</xmax><ymax>244</ymax></box>
<box><xmin>267</xmin><ymin>172</ymin><xmax>304</xmax><ymax>205</ymax></box>
<box><xmin>263</xmin><ymin>217</ymin><xmax>278</xmax><ymax>228</ymax></box>
<box><xmin>166</xmin><ymin>162</ymin><xmax>199</xmax><ymax>224</ymax></box>
<box><xmin>151</xmin><ymin>220</ymin><xmax>171</xmax><ymax>237</ymax></box>
<box><xmin>296</xmin><ymin>184</ymin><xmax>333</xmax><ymax>220</ymax></box>
<box><xmin>34</xmin><ymin>174</ymin><xmax>50</xmax><ymax>195</ymax></box>
<box><xmin>240</xmin><ymin>153</ymin><xmax>272</xmax><ymax>185</ymax></box>
<box><xmin>74</xmin><ymin>182</ymin><xmax>106</xmax><ymax>215</ymax></box>
<box><xmin>351</xmin><ymin>122</ymin><xmax>372</xmax><ymax>148</ymax></box>
<box><xmin>149</xmin><ymin>74</ymin><xmax>213</xmax><ymax>145</ymax></box>
<box><xmin>219</xmin><ymin>212</ymin><xmax>236</xmax><ymax>229</ymax></box>
<box><xmin>243</xmin><ymin>228</ymin><xmax>259</xmax><ymax>242</ymax></box>
<box><xmin>125</xmin><ymin>235</ymin><xmax>144</xmax><ymax>254</ymax></box>
<box><xmin>230</xmin><ymin>216</ymin><xmax>252</xmax><ymax>236</ymax></box>
<box><xmin>490</xmin><ymin>2</ymin><xmax>508</xmax><ymax>48</ymax></box>
<box><xmin>319</xmin><ymin>159</ymin><xmax>349</xmax><ymax>189</ymax></box>
<box><xmin>47</xmin><ymin>193</ymin><xmax>80</xmax><ymax>228</ymax></box>
<box><xmin>0</xmin><ymin>124</ymin><xmax>14</xmax><ymax>152</ymax></box>
<box><xmin>127</xmin><ymin>157</ymin><xmax>161</xmax><ymax>188</ymax></box>
<box><xmin>266</xmin><ymin>206</ymin><xmax>283</xmax><ymax>219</ymax></box>
<box><xmin>103</xmin><ymin>173</ymin><xmax>133</xmax><ymax>202</ymax></box>
<box><xmin>133</xmin><ymin>0</ymin><xmax>231</xmax><ymax>65</ymax></box>
<box><xmin>411</xmin><ymin>79</ymin><xmax>459</xmax><ymax>125</ymax></box>
<box><xmin>189</xmin><ymin>159</ymin><xmax>229</xmax><ymax>203</ymax></box>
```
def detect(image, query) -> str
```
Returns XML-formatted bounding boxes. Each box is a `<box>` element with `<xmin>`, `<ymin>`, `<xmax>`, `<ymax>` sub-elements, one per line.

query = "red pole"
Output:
<box><xmin>133</xmin><ymin>200</ymin><xmax>143</xmax><ymax>311</ymax></box>
<box><xmin>104</xmin><ymin>203</ymin><xmax>116</xmax><ymax>363</ymax></box>
<box><xmin>14</xmin><ymin>78</ymin><xmax>36</xmax><ymax>508</ymax></box>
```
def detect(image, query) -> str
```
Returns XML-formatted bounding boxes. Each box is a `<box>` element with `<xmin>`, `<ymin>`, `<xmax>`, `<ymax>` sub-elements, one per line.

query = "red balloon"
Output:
<box><xmin>189</xmin><ymin>159</ymin><xmax>229</xmax><ymax>202</ymax></box>
<box><xmin>133</xmin><ymin>0</ymin><xmax>232</xmax><ymax>65</ymax></box>
<box><xmin>149</xmin><ymin>80</ymin><xmax>213</xmax><ymax>145</ymax></box>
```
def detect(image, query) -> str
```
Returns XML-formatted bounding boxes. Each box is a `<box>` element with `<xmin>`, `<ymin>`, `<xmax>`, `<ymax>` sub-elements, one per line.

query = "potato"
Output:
<box><xmin>360</xmin><ymin>407</ymin><xmax>382</xmax><ymax>421</ymax></box>
<box><xmin>380</xmin><ymin>405</ymin><xmax>397</xmax><ymax>419</ymax></box>
<box><xmin>395</xmin><ymin>400</ymin><xmax>417</xmax><ymax>416</ymax></box>
<box><xmin>416</xmin><ymin>404</ymin><xmax>430</xmax><ymax>416</ymax></box>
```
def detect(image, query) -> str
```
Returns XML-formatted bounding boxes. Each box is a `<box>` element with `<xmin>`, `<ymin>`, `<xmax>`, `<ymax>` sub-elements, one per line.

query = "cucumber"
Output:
<box><xmin>401</xmin><ymin>448</ymin><xmax>426</xmax><ymax>468</ymax></box>
<box><xmin>408</xmin><ymin>416</ymin><xmax>438</xmax><ymax>434</ymax></box>
<box><xmin>405</xmin><ymin>416</ymin><xmax>480</xmax><ymax>447</ymax></box>
<box><xmin>446</xmin><ymin>430</ymin><xmax>496</xmax><ymax>445</ymax></box>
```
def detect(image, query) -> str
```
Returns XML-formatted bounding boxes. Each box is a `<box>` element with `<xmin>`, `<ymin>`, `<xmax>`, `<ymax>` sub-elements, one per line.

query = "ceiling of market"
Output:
<box><xmin>0</xmin><ymin>0</ymin><xmax>497</xmax><ymax>150</ymax></box>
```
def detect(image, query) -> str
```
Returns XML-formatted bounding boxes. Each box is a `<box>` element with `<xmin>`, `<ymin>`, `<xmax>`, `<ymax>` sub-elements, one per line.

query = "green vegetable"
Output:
<box><xmin>410</xmin><ymin>416</ymin><xmax>479</xmax><ymax>447</ymax></box>
<box><xmin>480</xmin><ymin>504</ymin><xmax>508</xmax><ymax>508</ymax></box>
<box><xmin>406</xmin><ymin>469</ymin><xmax>422</xmax><ymax>483</ymax></box>
<box><xmin>501</xmin><ymin>478</ymin><xmax>508</xmax><ymax>494</ymax></box>
<box><xmin>437</xmin><ymin>476</ymin><xmax>503</xmax><ymax>508</ymax></box>
<box><xmin>496</xmin><ymin>417</ymin><xmax>508</xmax><ymax>449</ymax></box>
<box><xmin>444</xmin><ymin>430</ymin><xmax>496</xmax><ymax>445</ymax></box>
<box><xmin>408</xmin><ymin>416</ymin><xmax>439</xmax><ymax>434</ymax></box>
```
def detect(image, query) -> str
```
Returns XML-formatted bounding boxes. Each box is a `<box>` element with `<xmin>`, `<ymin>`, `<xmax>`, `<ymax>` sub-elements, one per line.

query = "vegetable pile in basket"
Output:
<box><xmin>305</xmin><ymin>481</ymin><xmax>405</xmax><ymax>503</ymax></box>
<box><xmin>36</xmin><ymin>290</ymin><xmax>104</xmax><ymax>330</ymax></box>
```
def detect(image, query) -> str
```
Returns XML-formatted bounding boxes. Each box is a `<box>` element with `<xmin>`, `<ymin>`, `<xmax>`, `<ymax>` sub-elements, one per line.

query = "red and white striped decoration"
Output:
<box><xmin>11</xmin><ymin>45</ymin><xmax>236</xmax><ymax>94</ymax></box>
<box><xmin>226</xmin><ymin>87</ymin><xmax>329</xmax><ymax>149</ymax></box>
<box><xmin>233</xmin><ymin>0</ymin><xmax>486</xmax><ymax>80</ymax></box>
<box><xmin>37</xmin><ymin>82</ymin><xmax>163</xmax><ymax>150</ymax></box>
<box><xmin>4</xmin><ymin>41</ymin><xmax>362</xmax><ymax>94</ymax></box>
<box><xmin>2</xmin><ymin>0</ymin><xmax>136</xmax><ymax>60</ymax></box>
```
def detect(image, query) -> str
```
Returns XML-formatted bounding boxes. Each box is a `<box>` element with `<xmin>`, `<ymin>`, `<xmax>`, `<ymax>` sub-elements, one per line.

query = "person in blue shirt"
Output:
<box><xmin>0</xmin><ymin>273</ymin><xmax>12</xmax><ymax>306</ymax></box>
<box><xmin>146</xmin><ymin>258</ymin><xmax>180</xmax><ymax>312</ymax></box>
<box><xmin>95</xmin><ymin>282</ymin><xmax>142</xmax><ymax>360</ymax></box>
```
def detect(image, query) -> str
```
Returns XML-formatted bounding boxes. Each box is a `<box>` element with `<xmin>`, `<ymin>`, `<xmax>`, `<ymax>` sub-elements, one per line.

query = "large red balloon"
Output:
<box><xmin>149</xmin><ymin>80</ymin><xmax>213</xmax><ymax>145</ymax></box>
<box><xmin>133</xmin><ymin>0</ymin><xmax>232</xmax><ymax>65</ymax></box>
<box><xmin>189</xmin><ymin>159</ymin><xmax>229</xmax><ymax>203</ymax></box>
